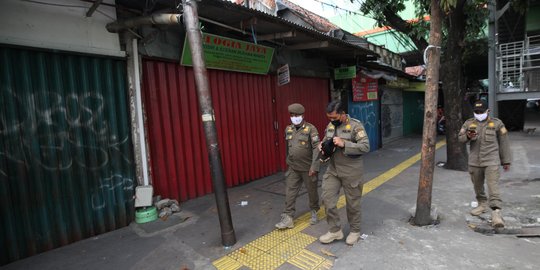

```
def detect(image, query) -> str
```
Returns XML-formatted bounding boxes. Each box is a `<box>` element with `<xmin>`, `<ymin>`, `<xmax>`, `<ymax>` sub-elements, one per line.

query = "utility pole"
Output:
<box><xmin>414</xmin><ymin>0</ymin><xmax>442</xmax><ymax>226</ymax></box>
<box><xmin>183</xmin><ymin>0</ymin><xmax>236</xmax><ymax>246</ymax></box>
<box><xmin>488</xmin><ymin>0</ymin><xmax>497</xmax><ymax>117</ymax></box>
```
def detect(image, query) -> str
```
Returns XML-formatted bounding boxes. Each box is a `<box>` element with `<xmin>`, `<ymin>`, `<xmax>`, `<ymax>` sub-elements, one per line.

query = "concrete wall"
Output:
<box><xmin>0</xmin><ymin>0</ymin><xmax>123</xmax><ymax>57</ymax></box>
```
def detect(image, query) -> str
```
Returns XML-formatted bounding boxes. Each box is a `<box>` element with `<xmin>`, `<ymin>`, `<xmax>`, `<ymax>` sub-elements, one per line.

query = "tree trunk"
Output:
<box><xmin>414</xmin><ymin>0</ymin><xmax>442</xmax><ymax>226</ymax></box>
<box><xmin>441</xmin><ymin>0</ymin><xmax>468</xmax><ymax>171</ymax></box>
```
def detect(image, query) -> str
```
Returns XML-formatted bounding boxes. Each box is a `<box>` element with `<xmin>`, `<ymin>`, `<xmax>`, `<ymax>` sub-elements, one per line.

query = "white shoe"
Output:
<box><xmin>491</xmin><ymin>209</ymin><xmax>504</xmax><ymax>228</ymax></box>
<box><xmin>319</xmin><ymin>230</ymin><xmax>344</xmax><ymax>244</ymax></box>
<box><xmin>346</xmin><ymin>232</ymin><xmax>361</xmax><ymax>245</ymax></box>
<box><xmin>275</xmin><ymin>214</ymin><xmax>294</xmax><ymax>229</ymax></box>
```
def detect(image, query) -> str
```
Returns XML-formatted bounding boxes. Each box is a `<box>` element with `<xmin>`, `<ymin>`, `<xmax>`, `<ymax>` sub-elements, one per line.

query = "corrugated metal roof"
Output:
<box><xmin>197</xmin><ymin>0</ymin><xmax>378</xmax><ymax>61</ymax></box>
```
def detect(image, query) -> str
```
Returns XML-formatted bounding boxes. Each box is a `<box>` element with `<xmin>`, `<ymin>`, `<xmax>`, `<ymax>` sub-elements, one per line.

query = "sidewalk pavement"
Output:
<box><xmin>2</xmin><ymin>132</ymin><xmax>539</xmax><ymax>270</ymax></box>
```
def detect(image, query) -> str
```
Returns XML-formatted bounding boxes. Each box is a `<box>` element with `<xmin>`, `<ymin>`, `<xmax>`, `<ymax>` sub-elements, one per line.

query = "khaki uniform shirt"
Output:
<box><xmin>458</xmin><ymin>117</ymin><xmax>512</xmax><ymax>167</ymax></box>
<box><xmin>285</xmin><ymin>122</ymin><xmax>320</xmax><ymax>172</ymax></box>
<box><xmin>322</xmin><ymin>115</ymin><xmax>370</xmax><ymax>183</ymax></box>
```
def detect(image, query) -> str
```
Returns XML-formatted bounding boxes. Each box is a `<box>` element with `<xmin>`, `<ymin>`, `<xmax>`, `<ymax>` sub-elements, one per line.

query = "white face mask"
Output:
<box><xmin>290</xmin><ymin>116</ymin><xmax>303</xmax><ymax>125</ymax></box>
<box><xmin>474</xmin><ymin>112</ymin><xmax>488</xmax><ymax>122</ymax></box>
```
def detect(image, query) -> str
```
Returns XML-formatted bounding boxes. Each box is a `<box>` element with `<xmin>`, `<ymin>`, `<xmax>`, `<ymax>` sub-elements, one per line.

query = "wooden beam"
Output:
<box><xmin>287</xmin><ymin>41</ymin><xmax>329</xmax><ymax>50</ymax></box>
<box><xmin>258</xmin><ymin>31</ymin><xmax>296</xmax><ymax>41</ymax></box>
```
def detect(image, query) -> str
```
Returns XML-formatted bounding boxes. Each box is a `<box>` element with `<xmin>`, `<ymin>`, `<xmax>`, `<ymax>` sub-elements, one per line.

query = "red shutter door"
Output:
<box><xmin>274</xmin><ymin>76</ymin><xmax>330</xmax><ymax>170</ymax></box>
<box><xmin>142</xmin><ymin>60</ymin><xmax>278</xmax><ymax>201</ymax></box>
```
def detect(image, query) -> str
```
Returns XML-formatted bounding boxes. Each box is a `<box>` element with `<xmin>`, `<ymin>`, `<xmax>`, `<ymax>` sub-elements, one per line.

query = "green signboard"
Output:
<box><xmin>181</xmin><ymin>33</ymin><xmax>274</xmax><ymax>75</ymax></box>
<box><xmin>334</xmin><ymin>66</ymin><xmax>356</xmax><ymax>80</ymax></box>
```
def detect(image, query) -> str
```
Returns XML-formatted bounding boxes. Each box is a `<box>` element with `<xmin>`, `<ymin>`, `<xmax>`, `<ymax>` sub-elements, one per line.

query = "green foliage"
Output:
<box><xmin>358</xmin><ymin>0</ymin><xmax>406</xmax><ymax>27</ymax></box>
<box><xmin>357</xmin><ymin>0</ymin><xmax>489</xmax><ymax>62</ymax></box>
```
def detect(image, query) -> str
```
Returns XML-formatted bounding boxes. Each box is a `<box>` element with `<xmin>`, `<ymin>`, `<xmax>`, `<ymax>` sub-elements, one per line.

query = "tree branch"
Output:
<box><xmin>382</xmin><ymin>7</ymin><xmax>429</xmax><ymax>52</ymax></box>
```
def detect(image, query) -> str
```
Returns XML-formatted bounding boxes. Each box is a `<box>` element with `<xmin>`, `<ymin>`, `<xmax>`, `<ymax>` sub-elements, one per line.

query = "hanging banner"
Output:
<box><xmin>352</xmin><ymin>73</ymin><xmax>378</xmax><ymax>102</ymax></box>
<box><xmin>277</xmin><ymin>64</ymin><xmax>290</xmax><ymax>86</ymax></box>
<box><xmin>181</xmin><ymin>33</ymin><xmax>274</xmax><ymax>75</ymax></box>
<box><xmin>334</xmin><ymin>66</ymin><xmax>356</xmax><ymax>80</ymax></box>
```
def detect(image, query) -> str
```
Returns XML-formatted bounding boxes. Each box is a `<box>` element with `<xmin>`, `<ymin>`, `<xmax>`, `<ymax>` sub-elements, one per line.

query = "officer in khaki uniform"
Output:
<box><xmin>458</xmin><ymin>99</ymin><xmax>511</xmax><ymax>228</ymax></box>
<box><xmin>275</xmin><ymin>103</ymin><xmax>321</xmax><ymax>229</ymax></box>
<box><xmin>318</xmin><ymin>100</ymin><xmax>370</xmax><ymax>245</ymax></box>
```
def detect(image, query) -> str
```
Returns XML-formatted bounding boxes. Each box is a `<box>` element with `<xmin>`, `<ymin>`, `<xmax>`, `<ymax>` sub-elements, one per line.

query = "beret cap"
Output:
<box><xmin>288</xmin><ymin>103</ymin><xmax>305</xmax><ymax>114</ymax></box>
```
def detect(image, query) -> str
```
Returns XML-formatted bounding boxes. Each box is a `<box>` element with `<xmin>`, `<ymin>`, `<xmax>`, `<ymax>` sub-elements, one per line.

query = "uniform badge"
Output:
<box><xmin>287</xmin><ymin>136</ymin><xmax>292</xmax><ymax>140</ymax></box>
<box><xmin>357</xmin><ymin>130</ymin><xmax>366</xmax><ymax>139</ymax></box>
<box><xmin>488</xmin><ymin>122</ymin><xmax>495</xmax><ymax>128</ymax></box>
<box><xmin>345</xmin><ymin>124</ymin><xmax>351</xmax><ymax>130</ymax></box>
<box><xmin>301</xmin><ymin>141</ymin><xmax>306</xmax><ymax>145</ymax></box>
<box><xmin>304</xmin><ymin>127</ymin><xmax>309</xmax><ymax>132</ymax></box>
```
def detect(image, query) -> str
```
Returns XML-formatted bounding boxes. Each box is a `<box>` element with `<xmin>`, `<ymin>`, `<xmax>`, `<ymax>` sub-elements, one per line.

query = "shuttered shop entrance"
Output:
<box><xmin>142</xmin><ymin>60</ymin><xmax>278</xmax><ymax>201</ymax></box>
<box><xmin>275</xmin><ymin>76</ymin><xmax>330</xmax><ymax>170</ymax></box>
<box><xmin>380</xmin><ymin>87</ymin><xmax>404</xmax><ymax>144</ymax></box>
<box><xmin>142</xmin><ymin>60</ymin><xmax>331</xmax><ymax>201</ymax></box>
<box><xmin>0</xmin><ymin>47</ymin><xmax>135</xmax><ymax>265</ymax></box>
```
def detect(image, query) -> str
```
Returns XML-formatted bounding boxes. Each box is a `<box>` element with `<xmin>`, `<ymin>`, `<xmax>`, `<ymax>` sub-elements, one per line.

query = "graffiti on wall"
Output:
<box><xmin>0</xmin><ymin>88</ymin><xmax>134</xmax><ymax>211</ymax></box>
<box><xmin>380</xmin><ymin>88</ymin><xmax>403</xmax><ymax>141</ymax></box>
<box><xmin>349</xmin><ymin>101</ymin><xmax>379</xmax><ymax>151</ymax></box>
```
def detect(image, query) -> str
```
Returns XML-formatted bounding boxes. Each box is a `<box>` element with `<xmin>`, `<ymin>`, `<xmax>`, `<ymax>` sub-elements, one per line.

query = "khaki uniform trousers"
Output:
<box><xmin>322</xmin><ymin>174</ymin><xmax>363</xmax><ymax>233</ymax></box>
<box><xmin>469</xmin><ymin>165</ymin><xmax>502</xmax><ymax>209</ymax></box>
<box><xmin>283</xmin><ymin>169</ymin><xmax>320</xmax><ymax>217</ymax></box>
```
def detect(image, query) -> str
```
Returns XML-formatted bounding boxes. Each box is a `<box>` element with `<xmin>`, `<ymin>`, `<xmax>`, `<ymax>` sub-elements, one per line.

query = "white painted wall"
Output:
<box><xmin>0</xmin><ymin>0</ymin><xmax>123</xmax><ymax>57</ymax></box>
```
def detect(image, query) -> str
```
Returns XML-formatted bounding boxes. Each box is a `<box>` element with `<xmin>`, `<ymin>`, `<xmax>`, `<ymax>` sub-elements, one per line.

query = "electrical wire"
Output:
<box><xmin>310</xmin><ymin>0</ymin><xmax>373</xmax><ymax>19</ymax></box>
<box><xmin>21</xmin><ymin>0</ymin><xmax>115</xmax><ymax>20</ymax></box>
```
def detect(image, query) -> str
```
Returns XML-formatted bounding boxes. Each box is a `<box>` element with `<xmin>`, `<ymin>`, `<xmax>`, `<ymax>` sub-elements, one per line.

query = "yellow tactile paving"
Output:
<box><xmin>244</xmin><ymin>252</ymin><xmax>286</xmax><ymax>270</ymax></box>
<box><xmin>268</xmin><ymin>241</ymin><xmax>305</xmax><ymax>260</ymax></box>
<box><xmin>287</xmin><ymin>250</ymin><xmax>326</xmax><ymax>270</ymax></box>
<box><xmin>228</xmin><ymin>244</ymin><xmax>265</xmax><ymax>265</ymax></box>
<box><xmin>314</xmin><ymin>260</ymin><xmax>333</xmax><ymax>270</ymax></box>
<box><xmin>288</xmin><ymin>233</ymin><xmax>317</xmax><ymax>248</ymax></box>
<box><xmin>250</xmin><ymin>234</ymin><xmax>283</xmax><ymax>252</ymax></box>
<box><xmin>212</xmin><ymin>256</ymin><xmax>243</xmax><ymax>270</ymax></box>
<box><xmin>336</xmin><ymin>195</ymin><xmax>347</xmax><ymax>209</ymax></box>
<box><xmin>213</xmin><ymin>140</ymin><xmax>446</xmax><ymax>270</ymax></box>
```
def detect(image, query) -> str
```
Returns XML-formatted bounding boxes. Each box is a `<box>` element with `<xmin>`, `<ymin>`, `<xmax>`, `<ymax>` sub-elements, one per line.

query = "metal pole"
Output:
<box><xmin>125</xmin><ymin>33</ymin><xmax>150</xmax><ymax>187</ymax></box>
<box><xmin>488</xmin><ymin>0</ymin><xmax>498</xmax><ymax>117</ymax></box>
<box><xmin>182</xmin><ymin>0</ymin><xmax>236</xmax><ymax>247</ymax></box>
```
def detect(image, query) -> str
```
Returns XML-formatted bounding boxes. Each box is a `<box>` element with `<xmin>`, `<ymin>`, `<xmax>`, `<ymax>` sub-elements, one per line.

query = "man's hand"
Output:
<box><xmin>308</xmin><ymin>169</ymin><xmax>318</xmax><ymax>177</ymax></box>
<box><xmin>317</xmin><ymin>142</ymin><xmax>322</xmax><ymax>152</ymax></box>
<box><xmin>333</xmin><ymin>137</ymin><xmax>345</xmax><ymax>148</ymax></box>
<box><xmin>503</xmin><ymin>164</ymin><xmax>510</xmax><ymax>172</ymax></box>
<box><xmin>467</xmin><ymin>130</ymin><xmax>477</xmax><ymax>140</ymax></box>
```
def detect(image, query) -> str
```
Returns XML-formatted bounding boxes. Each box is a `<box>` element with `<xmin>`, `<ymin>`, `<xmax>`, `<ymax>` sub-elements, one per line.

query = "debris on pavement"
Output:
<box><xmin>360</xmin><ymin>234</ymin><xmax>368</xmax><ymax>240</ymax></box>
<box><xmin>320</xmin><ymin>248</ymin><xmax>337</xmax><ymax>258</ymax></box>
<box><xmin>155</xmin><ymin>199</ymin><xmax>181</xmax><ymax>219</ymax></box>
<box><xmin>239</xmin><ymin>201</ymin><xmax>248</xmax><ymax>206</ymax></box>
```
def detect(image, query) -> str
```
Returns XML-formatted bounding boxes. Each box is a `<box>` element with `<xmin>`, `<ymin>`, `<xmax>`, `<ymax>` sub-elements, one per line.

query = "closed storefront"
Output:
<box><xmin>141</xmin><ymin>60</ymin><xmax>331</xmax><ymax>201</ymax></box>
<box><xmin>380</xmin><ymin>87</ymin><xmax>404</xmax><ymax>143</ymax></box>
<box><xmin>1</xmin><ymin>47</ymin><xmax>135</xmax><ymax>264</ymax></box>
<box><xmin>348</xmin><ymin>100</ymin><xmax>380</xmax><ymax>152</ymax></box>
<box><xmin>142</xmin><ymin>60</ymin><xmax>277</xmax><ymax>201</ymax></box>
<box><xmin>275</xmin><ymin>76</ymin><xmax>330</xmax><ymax>170</ymax></box>
<box><xmin>403</xmin><ymin>91</ymin><xmax>425</xmax><ymax>135</ymax></box>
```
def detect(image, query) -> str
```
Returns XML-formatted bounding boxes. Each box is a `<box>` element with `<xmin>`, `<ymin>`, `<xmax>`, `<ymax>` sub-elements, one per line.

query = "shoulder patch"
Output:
<box><xmin>500</xmin><ymin>127</ymin><xmax>508</xmax><ymax>135</ymax></box>
<box><xmin>357</xmin><ymin>129</ymin><xmax>367</xmax><ymax>139</ymax></box>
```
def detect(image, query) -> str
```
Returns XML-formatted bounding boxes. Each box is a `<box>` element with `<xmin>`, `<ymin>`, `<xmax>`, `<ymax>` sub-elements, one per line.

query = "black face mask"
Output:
<box><xmin>331</xmin><ymin>119</ymin><xmax>342</xmax><ymax>127</ymax></box>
